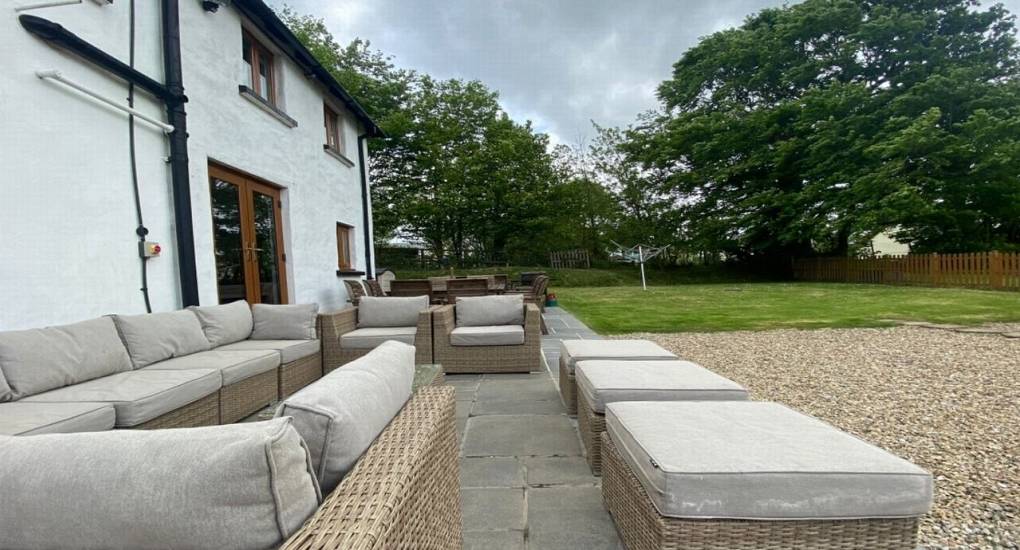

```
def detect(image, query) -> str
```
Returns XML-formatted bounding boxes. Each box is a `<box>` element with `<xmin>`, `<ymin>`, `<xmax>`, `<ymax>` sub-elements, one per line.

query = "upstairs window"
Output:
<box><xmin>242</xmin><ymin>31</ymin><xmax>276</xmax><ymax>104</ymax></box>
<box><xmin>324</xmin><ymin>104</ymin><xmax>343</xmax><ymax>153</ymax></box>
<box><xmin>337</xmin><ymin>223</ymin><xmax>354</xmax><ymax>271</ymax></box>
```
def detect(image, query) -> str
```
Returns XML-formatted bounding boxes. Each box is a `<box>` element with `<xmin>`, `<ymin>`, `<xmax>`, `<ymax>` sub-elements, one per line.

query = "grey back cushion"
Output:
<box><xmin>0</xmin><ymin>418</ymin><xmax>321</xmax><ymax>549</ymax></box>
<box><xmin>0</xmin><ymin>317</ymin><xmax>132</xmax><ymax>401</ymax></box>
<box><xmin>112</xmin><ymin>310</ymin><xmax>211</xmax><ymax>369</ymax></box>
<box><xmin>188</xmin><ymin>300</ymin><xmax>253</xmax><ymax>347</ymax></box>
<box><xmin>251</xmin><ymin>303</ymin><xmax>319</xmax><ymax>340</ymax></box>
<box><xmin>357</xmin><ymin>296</ymin><xmax>428</xmax><ymax>328</ymax></box>
<box><xmin>277</xmin><ymin>340</ymin><xmax>415</xmax><ymax>493</ymax></box>
<box><xmin>456</xmin><ymin>294</ymin><xmax>524</xmax><ymax>327</ymax></box>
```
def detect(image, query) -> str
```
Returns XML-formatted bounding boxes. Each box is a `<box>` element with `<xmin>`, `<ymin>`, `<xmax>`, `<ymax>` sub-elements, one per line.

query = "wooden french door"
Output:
<box><xmin>208</xmin><ymin>164</ymin><xmax>288</xmax><ymax>305</ymax></box>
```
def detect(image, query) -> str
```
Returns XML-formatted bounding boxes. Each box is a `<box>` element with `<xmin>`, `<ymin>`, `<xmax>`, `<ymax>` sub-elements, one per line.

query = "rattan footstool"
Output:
<box><xmin>577</xmin><ymin>360</ymin><xmax>748</xmax><ymax>475</ymax></box>
<box><xmin>558</xmin><ymin>339</ymin><xmax>676</xmax><ymax>415</ymax></box>
<box><xmin>601</xmin><ymin>401</ymin><xmax>933</xmax><ymax>550</ymax></box>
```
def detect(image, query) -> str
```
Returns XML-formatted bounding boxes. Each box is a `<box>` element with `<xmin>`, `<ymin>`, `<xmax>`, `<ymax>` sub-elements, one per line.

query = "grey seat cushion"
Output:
<box><xmin>450</xmin><ymin>325</ymin><xmax>525</xmax><ymax>346</ymax></box>
<box><xmin>340</xmin><ymin>326</ymin><xmax>417</xmax><ymax>348</ymax></box>
<box><xmin>143</xmin><ymin>350</ymin><xmax>279</xmax><ymax>386</ymax></box>
<box><xmin>0</xmin><ymin>402</ymin><xmax>116</xmax><ymax>436</ymax></box>
<box><xmin>188</xmin><ymin>300</ymin><xmax>253</xmax><ymax>346</ymax></box>
<box><xmin>0</xmin><ymin>418</ymin><xmax>320</xmax><ymax>549</ymax></box>
<box><xmin>576</xmin><ymin>360</ymin><xmax>749</xmax><ymax>413</ymax></box>
<box><xmin>112</xmin><ymin>310</ymin><xmax>211</xmax><ymax>368</ymax></box>
<box><xmin>606</xmin><ymin>401</ymin><xmax>934</xmax><ymax>520</ymax></box>
<box><xmin>277</xmin><ymin>341</ymin><xmax>414</xmax><ymax>493</ymax></box>
<box><xmin>22</xmin><ymin>369</ymin><xmax>221</xmax><ymax>427</ymax></box>
<box><xmin>0</xmin><ymin>317</ymin><xmax>133</xmax><ymax>401</ymax></box>
<box><xmin>455</xmin><ymin>295</ymin><xmax>524</xmax><ymax>327</ymax></box>
<box><xmin>559</xmin><ymin>339</ymin><xmax>677</xmax><ymax>373</ymax></box>
<box><xmin>357</xmin><ymin>296</ymin><xmax>428</xmax><ymax>328</ymax></box>
<box><xmin>216</xmin><ymin>339</ymin><xmax>320</xmax><ymax>364</ymax></box>
<box><xmin>251</xmin><ymin>303</ymin><xmax>319</xmax><ymax>340</ymax></box>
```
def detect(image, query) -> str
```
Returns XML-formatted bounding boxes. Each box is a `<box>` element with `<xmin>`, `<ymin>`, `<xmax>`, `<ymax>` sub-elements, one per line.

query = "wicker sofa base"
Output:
<box><xmin>280</xmin><ymin>354</ymin><xmax>323</xmax><ymax>399</ymax></box>
<box><xmin>577</xmin><ymin>392</ymin><xmax>606</xmax><ymax>475</ymax></box>
<box><xmin>281</xmin><ymin>386</ymin><xmax>462</xmax><ymax>549</ymax></box>
<box><xmin>220</xmin><ymin>368</ymin><xmax>280</xmax><ymax>424</ymax></box>
<box><xmin>131</xmin><ymin>392</ymin><xmax>220</xmax><ymax>430</ymax></box>
<box><xmin>600</xmin><ymin>433</ymin><xmax>920</xmax><ymax>550</ymax></box>
<box><xmin>559</xmin><ymin>355</ymin><xmax>577</xmax><ymax>415</ymax></box>
<box><xmin>440</xmin><ymin>345</ymin><xmax>541</xmax><ymax>374</ymax></box>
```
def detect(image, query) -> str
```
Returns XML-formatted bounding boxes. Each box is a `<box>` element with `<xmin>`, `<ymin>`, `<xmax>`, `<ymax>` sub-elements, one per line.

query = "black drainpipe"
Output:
<box><xmin>357</xmin><ymin>134</ymin><xmax>374</xmax><ymax>278</ymax></box>
<box><xmin>162</xmin><ymin>0</ymin><xmax>200</xmax><ymax>306</ymax></box>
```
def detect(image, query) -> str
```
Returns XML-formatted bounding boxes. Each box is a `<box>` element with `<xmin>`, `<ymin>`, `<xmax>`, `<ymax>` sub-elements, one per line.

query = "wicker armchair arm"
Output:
<box><xmin>319</xmin><ymin>308</ymin><xmax>358</xmax><ymax>340</ymax></box>
<box><xmin>281</xmin><ymin>386</ymin><xmax>461</xmax><ymax>550</ymax></box>
<box><xmin>523</xmin><ymin>303</ymin><xmax>541</xmax><ymax>341</ymax></box>
<box><xmin>432</xmin><ymin>305</ymin><xmax>455</xmax><ymax>337</ymax></box>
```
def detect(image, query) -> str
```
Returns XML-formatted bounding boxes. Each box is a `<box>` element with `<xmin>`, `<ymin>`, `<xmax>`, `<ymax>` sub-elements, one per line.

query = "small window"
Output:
<box><xmin>243</xmin><ymin>31</ymin><xmax>276</xmax><ymax>104</ymax></box>
<box><xmin>324</xmin><ymin>105</ymin><xmax>342</xmax><ymax>153</ymax></box>
<box><xmin>337</xmin><ymin>223</ymin><xmax>354</xmax><ymax>271</ymax></box>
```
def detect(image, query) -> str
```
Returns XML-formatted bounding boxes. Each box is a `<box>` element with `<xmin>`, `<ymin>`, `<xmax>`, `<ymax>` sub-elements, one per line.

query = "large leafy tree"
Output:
<box><xmin>631</xmin><ymin>0</ymin><xmax>1020</xmax><ymax>259</ymax></box>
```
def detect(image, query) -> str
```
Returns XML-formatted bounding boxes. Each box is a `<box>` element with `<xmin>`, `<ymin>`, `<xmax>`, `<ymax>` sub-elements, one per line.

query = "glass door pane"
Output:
<box><xmin>210</xmin><ymin>178</ymin><xmax>248</xmax><ymax>304</ymax></box>
<box><xmin>252</xmin><ymin>191</ymin><xmax>283</xmax><ymax>304</ymax></box>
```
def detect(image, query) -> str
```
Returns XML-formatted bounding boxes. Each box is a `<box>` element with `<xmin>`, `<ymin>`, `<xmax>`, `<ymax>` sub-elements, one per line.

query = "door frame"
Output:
<box><xmin>208</xmin><ymin>162</ymin><xmax>289</xmax><ymax>304</ymax></box>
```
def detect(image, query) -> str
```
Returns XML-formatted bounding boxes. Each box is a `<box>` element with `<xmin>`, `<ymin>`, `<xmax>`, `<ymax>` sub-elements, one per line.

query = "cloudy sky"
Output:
<box><xmin>272</xmin><ymin>0</ymin><xmax>1020</xmax><ymax>144</ymax></box>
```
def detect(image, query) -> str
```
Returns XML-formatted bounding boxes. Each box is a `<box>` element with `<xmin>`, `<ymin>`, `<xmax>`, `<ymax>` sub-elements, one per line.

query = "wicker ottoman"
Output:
<box><xmin>577</xmin><ymin>360</ymin><xmax>748</xmax><ymax>475</ymax></box>
<box><xmin>558</xmin><ymin>340</ymin><xmax>676</xmax><ymax>415</ymax></box>
<box><xmin>602</xmin><ymin>401</ymin><xmax>933</xmax><ymax>550</ymax></box>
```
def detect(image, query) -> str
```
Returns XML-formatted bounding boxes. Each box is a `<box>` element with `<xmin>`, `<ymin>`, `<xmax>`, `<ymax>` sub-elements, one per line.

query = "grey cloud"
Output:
<box><xmin>273</xmin><ymin>0</ymin><xmax>1020</xmax><ymax>144</ymax></box>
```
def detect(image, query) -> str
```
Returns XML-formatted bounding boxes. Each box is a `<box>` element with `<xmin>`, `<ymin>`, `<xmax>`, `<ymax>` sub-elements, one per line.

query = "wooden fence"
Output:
<box><xmin>549</xmin><ymin>249</ymin><xmax>590</xmax><ymax>269</ymax></box>
<box><xmin>792</xmin><ymin>251</ymin><xmax>1020</xmax><ymax>291</ymax></box>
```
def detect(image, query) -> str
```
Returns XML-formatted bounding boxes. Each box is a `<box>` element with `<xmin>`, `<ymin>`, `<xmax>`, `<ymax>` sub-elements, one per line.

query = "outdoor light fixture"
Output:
<box><xmin>15</xmin><ymin>0</ymin><xmax>110</xmax><ymax>12</ymax></box>
<box><xmin>201</xmin><ymin>0</ymin><xmax>230</xmax><ymax>12</ymax></box>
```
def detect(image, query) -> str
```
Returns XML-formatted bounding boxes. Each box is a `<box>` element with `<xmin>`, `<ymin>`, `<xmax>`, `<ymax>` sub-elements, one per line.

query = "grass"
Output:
<box><xmin>394</xmin><ymin>264</ymin><xmax>766</xmax><ymax>287</ymax></box>
<box><xmin>555</xmin><ymin>283</ymin><xmax>1020</xmax><ymax>333</ymax></box>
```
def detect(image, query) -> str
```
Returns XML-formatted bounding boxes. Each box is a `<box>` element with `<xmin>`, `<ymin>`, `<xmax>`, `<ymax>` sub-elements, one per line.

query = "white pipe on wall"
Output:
<box><xmin>15</xmin><ymin>0</ymin><xmax>82</xmax><ymax>12</ymax></box>
<box><xmin>36</xmin><ymin>70</ymin><xmax>176</xmax><ymax>134</ymax></box>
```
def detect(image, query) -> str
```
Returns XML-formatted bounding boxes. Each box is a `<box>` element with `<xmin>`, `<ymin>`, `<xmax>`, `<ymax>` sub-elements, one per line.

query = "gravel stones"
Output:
<box><xmin>616</xmin><ymin>326</ymin><xmax>1020</xmax><ymax>549</ymax></box>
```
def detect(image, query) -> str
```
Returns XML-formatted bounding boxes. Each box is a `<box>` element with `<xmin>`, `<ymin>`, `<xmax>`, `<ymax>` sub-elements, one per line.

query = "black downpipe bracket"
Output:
<box><xmin>162</xmin><ymin>0</ymin><xmax>200</xmax><ymax>306</ymax></box>
<box><xmin>357</xmin><ymin>134</ymin><xmax>374</xmax><ymax>278</ymax></box>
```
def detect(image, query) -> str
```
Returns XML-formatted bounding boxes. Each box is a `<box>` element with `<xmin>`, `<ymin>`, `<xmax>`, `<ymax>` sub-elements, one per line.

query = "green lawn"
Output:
<box><xmin>555</xmin><ymin>283</ymin><xmax>1020</xmax><ymax>333</ymax></box>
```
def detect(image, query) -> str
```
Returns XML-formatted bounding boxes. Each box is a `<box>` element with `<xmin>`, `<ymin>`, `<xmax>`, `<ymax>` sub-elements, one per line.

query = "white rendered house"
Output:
<box><xmin>1</xmin><ymin>0</ymin><xmax>380</xmax><ymax>330</ymax></box>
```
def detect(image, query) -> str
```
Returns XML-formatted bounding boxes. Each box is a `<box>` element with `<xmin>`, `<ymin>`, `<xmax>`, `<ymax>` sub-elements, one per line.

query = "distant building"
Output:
<box><xmin>2</xmin><ymin>0</ymin><xmax>381</xmax><ymax>329</ymax></box>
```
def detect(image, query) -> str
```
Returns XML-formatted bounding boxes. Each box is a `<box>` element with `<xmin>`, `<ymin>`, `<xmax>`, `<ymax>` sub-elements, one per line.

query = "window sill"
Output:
<box><xmin>238</xmin><ymin>85</ymin><xmax>298</xmax><ymax>128</ymax></box>
<box><xmin>337</xmin><ymin>270</ymin><xmax>366</xmax><ymax>277</ymax></box>
<box><xmin>324</xmin><ymin>145</ymin><xmax>355</xmax><ymax>167</ymax></box>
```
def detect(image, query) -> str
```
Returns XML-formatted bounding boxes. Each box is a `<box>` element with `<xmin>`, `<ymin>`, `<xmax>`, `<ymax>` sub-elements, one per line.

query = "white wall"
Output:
<box><xmin>0</xmin><ymin>1</ymin><xmax>371</xmax><ymax>330</ymax></box>
<box><xmin>181</xmin><ymin>2</ymin><xmax>370</xmax><ymax>312</ymax></box>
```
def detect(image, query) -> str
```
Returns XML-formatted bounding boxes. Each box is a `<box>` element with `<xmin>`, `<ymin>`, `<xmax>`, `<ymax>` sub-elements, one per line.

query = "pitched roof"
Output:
<box><xmin>234</xmin><ymin>0</ymin><xmax>384</xmax><ymax>137</ymax></box>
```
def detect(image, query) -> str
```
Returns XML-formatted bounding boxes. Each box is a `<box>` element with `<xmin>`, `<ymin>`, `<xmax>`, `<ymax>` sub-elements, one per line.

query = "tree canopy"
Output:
<box><xmin>629</xmin><ymin>0</ymin><xmax>1020</xmax><ymax>258</ymax></box>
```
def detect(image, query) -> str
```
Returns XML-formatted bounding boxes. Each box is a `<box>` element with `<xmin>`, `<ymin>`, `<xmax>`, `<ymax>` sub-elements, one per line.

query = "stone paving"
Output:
<box><xmin>452</xmin><ymin>307</ymin><xmax>621</xmax><ymax>550</ymax></box>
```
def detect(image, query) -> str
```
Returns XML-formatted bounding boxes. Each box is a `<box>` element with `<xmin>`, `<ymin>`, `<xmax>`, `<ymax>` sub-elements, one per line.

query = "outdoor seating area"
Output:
<box><xmin>0</xmin><ymin>297</ymin><xmax>942</xmax><ymax>549</ymax></box>
<box><xmin>349</xmin><ymin>273</ymin><xmax>547</xmax><ymax>306</ymax></box>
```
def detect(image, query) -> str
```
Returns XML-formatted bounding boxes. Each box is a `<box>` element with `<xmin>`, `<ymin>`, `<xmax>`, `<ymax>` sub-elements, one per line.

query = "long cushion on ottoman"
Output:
<box><xmin>340</xmin><ymin>326</ymin><xmax>417</xmax><ymax>348</ymax></box>
<box><xmin>0</xmin><ymin>402</ymin><xmax>115</xmax><ymax>436</ymax></box>
<box><xmin>21</xmin><ymin>369</ymin><xmax>221</xmax><ymax>428</ymax></box>
<box><xmin>602</xmin><ymin>402</ymin><xmax>932</xmax><ymax>550</ymax></box>
<box><xmin>558</xmin><ymin>339</ymin><xmax>677</xmax><ymax>415</ymax></box>
<box><xmin>576</xmin><ymin>360</ymin><xmax>748</xmax><ymax>475</ymax></box>
<box><xmin>276</xmin><ymin>341</ymin><xmax>414</xmax><ymax>493</ymax></box>
<box><xmin>0</xmin><ymin>418</ymin><xmax>320</xmax><ymax>549</ymax></box>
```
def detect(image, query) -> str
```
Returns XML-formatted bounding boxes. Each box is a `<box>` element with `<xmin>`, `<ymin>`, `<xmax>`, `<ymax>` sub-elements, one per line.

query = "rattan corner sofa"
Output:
<box><xmin>432</xmin><ymin>296</ymin><xmax>542</xmax><ymax>373</ymax></box>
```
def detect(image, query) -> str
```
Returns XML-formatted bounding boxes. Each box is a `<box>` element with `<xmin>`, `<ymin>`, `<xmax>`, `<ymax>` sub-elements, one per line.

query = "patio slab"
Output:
<box><xmin>528</xmin><ymin>486</ymin><xmax>622</xmax><ymax>549</ymax></box>
<box><xmin>463</xmin><ymin>530</ymin><xmax>526</xmax><ymax>550</ymax></box>
<box><xmin>462</xmin><ymin>415</ymin><xmax>581</xmax><ymax>457</ymax></box>
<box><xmin>476</xmin><ymin>377</ymin><xmax>561</xmax><ymax>402</ymax></box>
<box><xmin>524</xmin><ymin>456</ymin><xmax>598</xmax><ymax>487</ymax></box>
<box><xmin>461</xmin><ymin>457</ymin><xmax>525</xmax><ymax>488</ymax></box>
<box><xmin>461</xmin><ymin>488</ymin><xmax>525</xmax><ymax>531</ymax></box>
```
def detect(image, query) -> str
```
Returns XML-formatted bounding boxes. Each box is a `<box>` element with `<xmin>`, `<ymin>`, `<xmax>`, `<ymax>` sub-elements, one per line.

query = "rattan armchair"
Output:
<box><xmin>343</xmin><ymin>280</ymin><xmax>367</xmax><ymax>306</ymax></box>
<box><xmin>280</xmin><ymin>385</ymin><xmax>462</xmax><ymax>550</ymax></box>
<box><xmin>320</xmin><ymin>307</ymin><xmax>434</xmax><ymax>371</ymax></box>
<box><xmin>432</xmin><ymin>303</ymin><xmax>542</xmax><ymax>373</ymax></box>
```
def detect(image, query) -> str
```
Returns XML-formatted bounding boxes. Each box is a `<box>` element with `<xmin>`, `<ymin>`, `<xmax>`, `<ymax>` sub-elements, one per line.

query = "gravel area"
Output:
<box><xmin>618</xmin><ymin>325</ymin><xmax>1020</xmax><ymax>549</ymax></box>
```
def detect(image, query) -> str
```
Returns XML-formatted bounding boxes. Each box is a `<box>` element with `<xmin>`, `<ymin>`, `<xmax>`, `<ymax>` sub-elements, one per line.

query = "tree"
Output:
<box><xmin>630</xmin><ymin>0</ymin><xmax>1020</xmax><ymax>260</ymax></box>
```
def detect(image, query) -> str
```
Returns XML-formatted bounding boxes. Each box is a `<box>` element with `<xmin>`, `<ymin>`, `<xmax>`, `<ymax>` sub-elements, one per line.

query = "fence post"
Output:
<box><xmin>990</xmin><ymin>251</ymin><xmax>1004</xmax><ymax>289</ymax></box>
<box><xmin>929</xmin><ymin>253</ymin><xmax>940</xmax><ymax>286</ymax></box>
